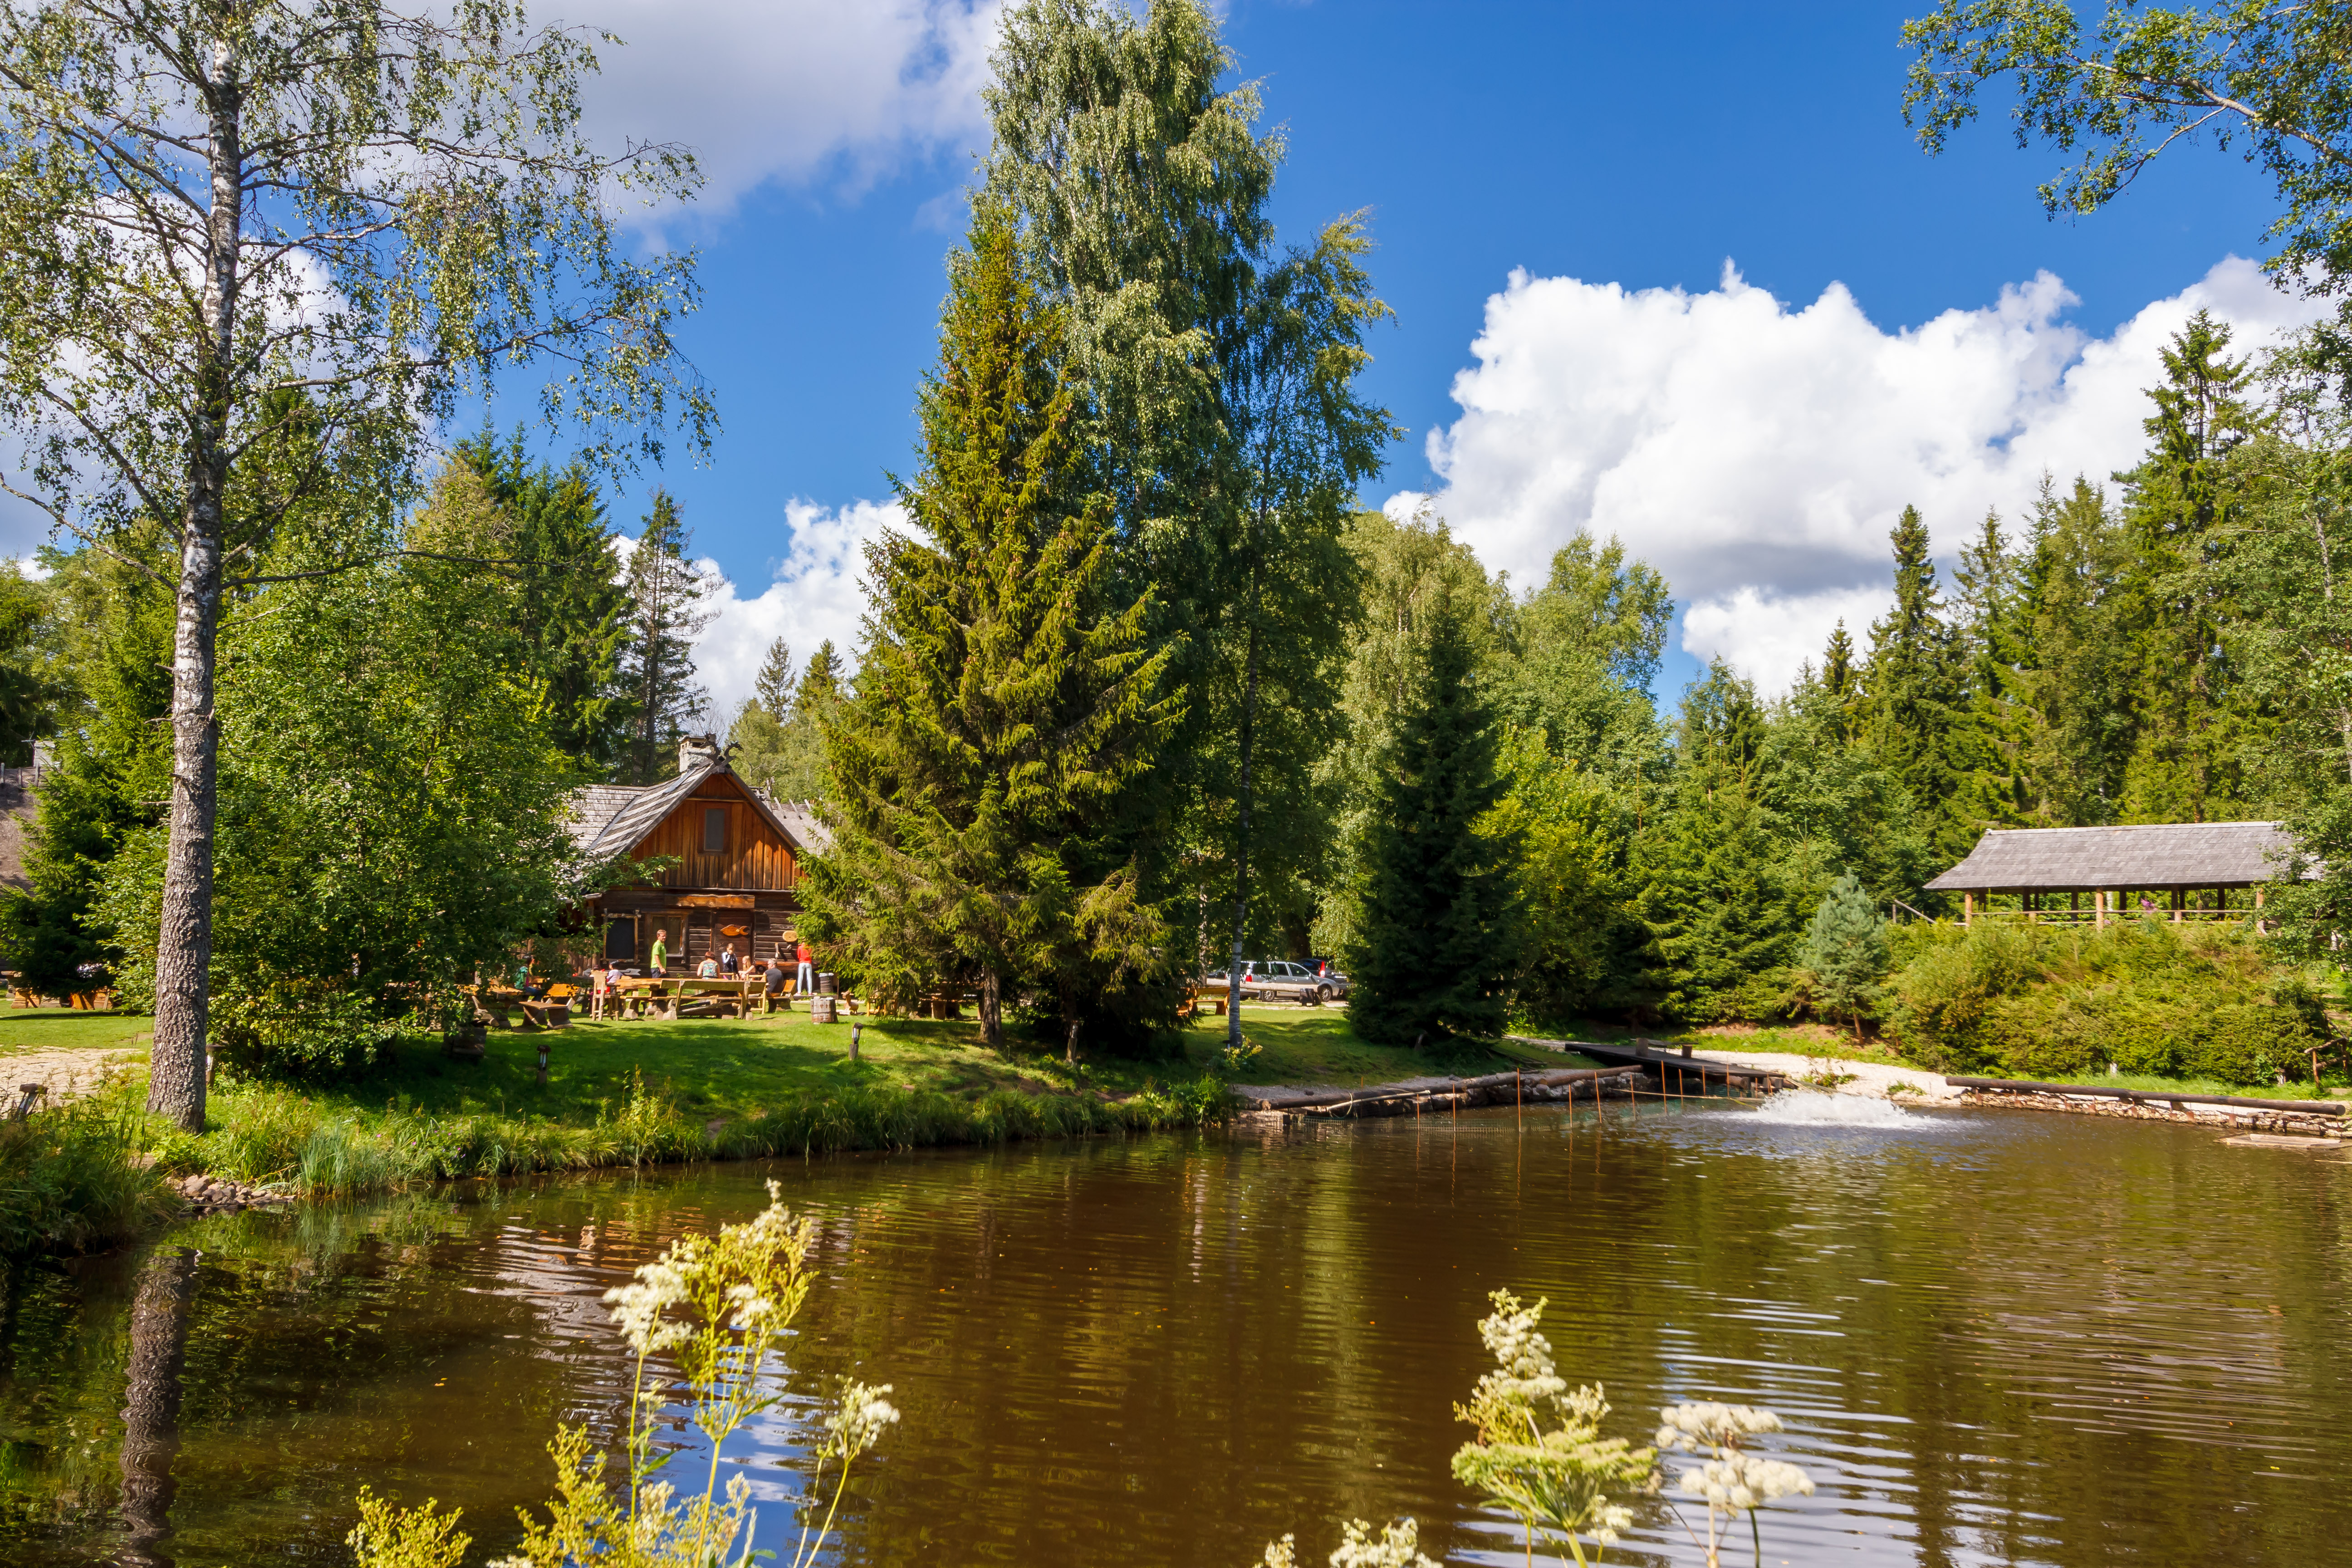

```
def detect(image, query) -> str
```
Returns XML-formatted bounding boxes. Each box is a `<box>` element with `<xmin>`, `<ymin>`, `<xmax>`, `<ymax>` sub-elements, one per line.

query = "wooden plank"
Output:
<box><xmin>678</xmin><ymin>893</ymin><xmax>755</xmax><ymax>909</ymax></box>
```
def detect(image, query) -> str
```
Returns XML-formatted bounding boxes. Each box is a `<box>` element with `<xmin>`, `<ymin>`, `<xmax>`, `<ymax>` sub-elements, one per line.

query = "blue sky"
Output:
<box><xmin>146</xmin><ymin>2</ymin><xmax>2318</xmax><ymax>708</ymax></box>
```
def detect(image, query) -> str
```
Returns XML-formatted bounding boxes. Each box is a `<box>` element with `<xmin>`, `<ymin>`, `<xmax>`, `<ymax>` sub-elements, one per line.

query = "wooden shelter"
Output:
<box><xmin>565</xmin><ymin>736</ymin><xmax>832</xmax><ymax>969</ymax></box>
<box><xmin>1924</xmin><ymin>821</ymin><xmax>2302</xmax><ymax>926</ymax></box>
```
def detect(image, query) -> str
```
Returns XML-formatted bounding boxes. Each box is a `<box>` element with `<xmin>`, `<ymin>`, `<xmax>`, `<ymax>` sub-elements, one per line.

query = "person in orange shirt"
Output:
<box><xmin>795</xmin><ymin>938</ymin><xmax>814</xmax><ymax>996</ymax></box>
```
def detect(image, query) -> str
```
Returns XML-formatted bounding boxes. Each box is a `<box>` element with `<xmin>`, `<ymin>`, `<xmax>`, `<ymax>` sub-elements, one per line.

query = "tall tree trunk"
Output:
<box><xmin>978</xmin><ymin>967</ymin><xmax>1002</xmax><ymax>1050</ymax></box>
<box><xmin>118</xmin><ymin>1246</ymin><xmax>201</xmax><ymax>1566</ymax></box>
<box><xmin>1226</xmin><ymin>588</ymin><xmax>1261</xmax><ymax>1052</ymax></box>
<box><xmin>151</xmin><ymin>40</ymin><xmax>242</xmax><ymax>1134</ymax></box>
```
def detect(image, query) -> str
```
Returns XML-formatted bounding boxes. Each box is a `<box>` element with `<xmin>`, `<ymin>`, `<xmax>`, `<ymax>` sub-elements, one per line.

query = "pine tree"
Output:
<box><xmin>1863</xmin><ymin>506</ymin><xmax>1969</xmax><ymax>862</ymax></box>
<box><xmin>1352</xmin><ymin>594</ymin><xmax>1523</xmax><ymax>1047</ymax></box>
<box><xmin>801</xmin><ymin>203</ymin><xmax>1180</xmax><ymax>1053</ymax></box>
<box><xmin>2014</xmin><ymin>475</ymin><xmax>2136</xmax><ymax>823</ymax></box>
<box><xmin>617</xmin><ymin>491</ymin><xmax>716</xmax><ymax>783</ymax></box>
<box><xmin>1798</xmin><ymin>872</ymin><xmax>1887</xmax><ymax>1043</ymax></box>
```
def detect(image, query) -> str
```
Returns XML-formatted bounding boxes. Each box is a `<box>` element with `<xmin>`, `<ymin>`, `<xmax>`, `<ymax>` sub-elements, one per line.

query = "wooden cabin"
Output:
<box><xmin>1925</xmin><ymin>821</ymin><xmax>2302</xmax><ymax>926</ymax></box>
<box><xmin>565</xmin><ymin>736</ymin><xmax>832</xmax><ymax>970</ymax></box>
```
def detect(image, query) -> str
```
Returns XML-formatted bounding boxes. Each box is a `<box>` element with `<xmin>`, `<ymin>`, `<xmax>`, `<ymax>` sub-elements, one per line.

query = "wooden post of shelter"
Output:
<box><xmin>1962</xmin><ymin>892</ymin><xmax>1973</xmax><ymax>928</ymax></box>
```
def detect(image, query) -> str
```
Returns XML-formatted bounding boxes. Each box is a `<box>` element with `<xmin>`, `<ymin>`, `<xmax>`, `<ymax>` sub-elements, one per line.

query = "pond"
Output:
<box><xmin>0</xmin><ymin>1094</ymin><xmax>2345</xmax><ymax>1566</ymax></box>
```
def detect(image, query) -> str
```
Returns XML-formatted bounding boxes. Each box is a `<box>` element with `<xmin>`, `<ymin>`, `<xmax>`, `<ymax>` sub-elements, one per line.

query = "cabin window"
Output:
<box><xmin>701</xmin><ymin>807</ymin><xmax>727</xmax><ymax>854</ymax></box>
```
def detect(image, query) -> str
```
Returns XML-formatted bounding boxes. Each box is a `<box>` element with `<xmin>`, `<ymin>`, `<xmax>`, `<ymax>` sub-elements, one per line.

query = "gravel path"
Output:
<box><xmin>0</xmin><ymin>1046</ymin><xmax>139</xmax><ymax>1104</ymax></box>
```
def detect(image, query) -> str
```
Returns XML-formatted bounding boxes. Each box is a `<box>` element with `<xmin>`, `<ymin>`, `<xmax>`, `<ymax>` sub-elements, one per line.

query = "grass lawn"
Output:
<box><xmin>0</xmin><ymin>1003</ymin><xmax>151</xmax><ymax>1058</ymax></box>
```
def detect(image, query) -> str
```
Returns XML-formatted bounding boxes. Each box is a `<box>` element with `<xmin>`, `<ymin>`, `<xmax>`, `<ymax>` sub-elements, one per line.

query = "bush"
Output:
<box><xmin>1885</xmin><ymin>917</ymin><xmax>2333</xmax><ymax>1085</ymax></box>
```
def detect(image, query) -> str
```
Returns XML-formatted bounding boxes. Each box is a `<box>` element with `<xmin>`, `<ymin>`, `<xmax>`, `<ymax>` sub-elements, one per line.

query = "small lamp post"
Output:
<box><xmin>536</xmin><ymin>1038</ymin><xmax>550</xmax><ymax>1087</ymax></box>
<box><xmin>849</xmin><ymin>1023</ymin><xmax>862</xmax><ymax>1063</ymax></box>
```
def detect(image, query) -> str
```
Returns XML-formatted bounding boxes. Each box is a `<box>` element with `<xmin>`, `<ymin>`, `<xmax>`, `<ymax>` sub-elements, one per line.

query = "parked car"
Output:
<box><xmin>1201</xmin><ymin>960</ymin><xmax>1336</xmax><ymax>1005</ymax></box>
<box><xmin>1306</xmin><ymin>958</ymin><xmax>1350</xmax><ymax>1000</ymax></box>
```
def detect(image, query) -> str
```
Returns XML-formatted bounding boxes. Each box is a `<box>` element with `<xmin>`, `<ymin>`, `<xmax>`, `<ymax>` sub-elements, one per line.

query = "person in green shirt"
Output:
<box><xmin>649</xmin><ymin>928</ymin><xmax>670</xmax><ymax>978</ymax></box>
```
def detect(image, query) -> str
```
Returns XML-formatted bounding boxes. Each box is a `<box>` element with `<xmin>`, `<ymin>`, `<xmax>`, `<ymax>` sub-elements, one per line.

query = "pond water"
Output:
<box><xmin>1</xmin><ymin>1094</ymin><xmax>2346</xmax><ymax>1566</ymax></box>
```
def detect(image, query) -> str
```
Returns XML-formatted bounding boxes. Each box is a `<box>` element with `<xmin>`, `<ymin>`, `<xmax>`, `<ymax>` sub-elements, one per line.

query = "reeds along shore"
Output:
<box><xmin>0</xmin><ymin>1072</ymin><xmax>1234</xmax><ymax>1256</ymax></box>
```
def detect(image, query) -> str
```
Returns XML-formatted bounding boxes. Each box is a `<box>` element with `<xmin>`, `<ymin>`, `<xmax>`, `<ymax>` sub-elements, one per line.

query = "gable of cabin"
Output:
<box><xmin>625</xmin><ymin>771</ymin><xmax>799</xmax><ymax>891</ymax></box>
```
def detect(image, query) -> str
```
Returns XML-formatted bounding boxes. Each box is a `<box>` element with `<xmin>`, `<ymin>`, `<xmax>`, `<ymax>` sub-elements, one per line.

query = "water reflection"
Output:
<box><xmin>0</xmin><ymin>1099</ymin><xmax>2341</xmax><ymax>1566</ymax></box>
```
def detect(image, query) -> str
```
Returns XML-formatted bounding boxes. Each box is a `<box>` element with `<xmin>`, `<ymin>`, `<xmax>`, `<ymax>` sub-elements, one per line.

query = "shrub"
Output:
<box><xmin>1884</xmin><ymin>917</ymin><xmax>2332</xmax><ymax>1085</ymax></box>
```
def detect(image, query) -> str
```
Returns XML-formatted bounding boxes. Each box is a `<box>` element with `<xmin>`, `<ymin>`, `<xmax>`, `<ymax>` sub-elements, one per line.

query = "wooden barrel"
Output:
<box><xmin>811</xmin><ymin>995</ymin><xmax>838</xmax><ymax>1024</ymax></box>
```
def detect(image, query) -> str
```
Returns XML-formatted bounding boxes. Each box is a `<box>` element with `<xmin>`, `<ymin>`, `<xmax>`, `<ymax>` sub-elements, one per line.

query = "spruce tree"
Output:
<box><xmin>1352</xmin><ymin>594</ymin><xmax>1523</xmax><ymax>1047</ymax></box>
<box><xmin>803</xmin><ymin>203</ymin><xmax>1179</xmax><ymax>1053</ymax></box>
<box><xmin>1821</xmin><ymin>619</ymin><xmax>1858</xmax><ymax>743</ymax></box>
<box><xmin>1798</xmin><ymin>872</ymin><xmax>1888</xmax><ymax>1044</ymax></box>
<box><xmin>1863</xmin><ymin>506</ymin><xmax>1969</xmax><ymax>862</ymax></box>
<box><xmin>1949</xmin><ymin>510</ymin><xmax>2033</xmax><ymax>833</ymax></box>
<box><xmin>2116</xmin><ymin>311</ymin><xmax>2261</xmax><ymax>821</ymax></box>
<box><xmin>618</xmin><ymin>491</ymin><xmax>716</xmax><ymax>782</ymax></box>
<box><xmin>453</xmin><ymin>433</ymin><xmax>635</xmax><ymax>775</ymax></box>
<box><xmin>754</xmin><ymin>638</ymin><xmax>795</xmax><ymax>720</ymax></box>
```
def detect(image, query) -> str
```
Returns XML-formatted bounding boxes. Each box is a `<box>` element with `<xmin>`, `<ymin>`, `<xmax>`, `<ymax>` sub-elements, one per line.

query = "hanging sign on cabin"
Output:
<box><xmin>719</xmin><ymin>925</ymin><xmax>749</xmax><ymax>937</ymax></box>
<box><xmin>678</xmin><ymin>894</ymin><xmax>755</xmax><ymax>909</ymax></box>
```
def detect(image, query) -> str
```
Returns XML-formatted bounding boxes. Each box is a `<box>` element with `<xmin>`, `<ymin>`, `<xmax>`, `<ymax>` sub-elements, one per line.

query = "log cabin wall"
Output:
<box><xmin>629</xmin><ymin>774</ymin><xmax>799</xmax><ymax>891</ymax></box>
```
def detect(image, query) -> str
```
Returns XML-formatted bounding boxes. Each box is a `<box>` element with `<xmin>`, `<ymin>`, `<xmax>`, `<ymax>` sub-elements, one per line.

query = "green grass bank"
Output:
<box><xmin>0</xmin><ymin>1001</ymin><xmax>1573</xmax><ymax>1250</ymax></box>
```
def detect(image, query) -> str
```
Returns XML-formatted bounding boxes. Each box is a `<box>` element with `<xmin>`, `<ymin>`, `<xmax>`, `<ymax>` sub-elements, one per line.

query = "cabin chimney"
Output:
<box><xmin>677</xmin><ymin>733</ymin><xmax>720</xmax><ymax>774</ymax></box>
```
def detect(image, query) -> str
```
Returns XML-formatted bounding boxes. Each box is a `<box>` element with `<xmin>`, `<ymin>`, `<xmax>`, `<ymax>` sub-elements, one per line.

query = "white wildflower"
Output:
<box><xmin>1327</xmin><ymin>1517</ymin><xmax>1440</xmax><ymax>1568</ymax></box>
<box><xmin>823</xmin><ymin>1378</ymin><xmax>900</xmax><ymax>1460</ymax></box>
<box><xmin>1255</xmin><ymin>1535</ymin><xmax>1298</xmax><ymax>1568</ymax></box>
<box><xmin>1655</xmin><ymin>1400</ymin><xmax>1783</xmax><ymax>1455</ymax></box>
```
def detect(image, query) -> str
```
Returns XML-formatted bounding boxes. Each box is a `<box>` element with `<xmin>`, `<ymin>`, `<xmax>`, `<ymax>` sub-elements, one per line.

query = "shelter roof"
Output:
<box><xmin>1925</xmin><ymin>822</ymin><xmax>2300</xmax><ymax>893</ymax></box>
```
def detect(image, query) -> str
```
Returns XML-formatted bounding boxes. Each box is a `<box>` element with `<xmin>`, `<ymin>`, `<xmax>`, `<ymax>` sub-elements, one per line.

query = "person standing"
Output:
<box><xmin>719</xmin><ymin>944</ymin><xmax>740</xmax><ymax>976</ymax></box>
<box><xmin>795</xmin><ymin>937</ymin><xmax>815</xmax><ymax>996</ymax></box>
<box><xmin>649</xmin><ymin>928</ymin><xmax>670</xmax><ymax>978</ymax></box>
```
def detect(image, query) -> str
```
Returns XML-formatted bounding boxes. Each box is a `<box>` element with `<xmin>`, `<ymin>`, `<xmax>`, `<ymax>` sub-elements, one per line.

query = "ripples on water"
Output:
<box><xmin>0</xmin><ymin>1096</ymin><xmax>2344</xmax><ymax>1566</ymax></box>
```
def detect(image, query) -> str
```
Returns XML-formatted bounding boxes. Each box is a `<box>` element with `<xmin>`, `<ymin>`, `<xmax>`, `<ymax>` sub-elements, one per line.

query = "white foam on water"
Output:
<box><xmin>1746</xmin><ymin>1089</ymin><xmax>1918</xmax><ymax>1128</ymax></box>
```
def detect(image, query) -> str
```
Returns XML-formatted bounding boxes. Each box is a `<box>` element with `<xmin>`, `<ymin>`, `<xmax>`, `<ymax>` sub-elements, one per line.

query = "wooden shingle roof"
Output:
<box><xmin>1925</xmin><ymin>822</ymin><xmax>2300</xmax><ymax>893</ymax></box>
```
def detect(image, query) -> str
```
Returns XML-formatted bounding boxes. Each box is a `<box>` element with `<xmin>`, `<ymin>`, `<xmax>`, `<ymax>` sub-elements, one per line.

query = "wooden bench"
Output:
<box><xmin>1177</xmin><ymin>985</ymin><xmax>1230</xmax><ymax>1024</ymax></box>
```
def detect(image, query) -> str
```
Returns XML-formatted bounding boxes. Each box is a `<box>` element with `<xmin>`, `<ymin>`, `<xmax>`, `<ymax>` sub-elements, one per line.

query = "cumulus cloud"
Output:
<box><xmin>1414</xmin><ymin>255</ymin><xmax>2328</xmax><ymax>692</ymax></box>
<box><xmin>577</xmin><ymin>1</ymin><xmax>1003</xmax><ymax>221</ymax></box>
<box><xmin>678</xmin><ymin>497</ymin><xmax>902</xmax><ymax>719</ymax></box>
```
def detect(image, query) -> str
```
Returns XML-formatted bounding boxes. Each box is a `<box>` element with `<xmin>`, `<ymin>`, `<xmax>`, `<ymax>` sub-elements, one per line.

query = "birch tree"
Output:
<box><xmin>0</xmin><ymin>0</ymin><xmax>711</xmax><ymax>1129</ymax></box>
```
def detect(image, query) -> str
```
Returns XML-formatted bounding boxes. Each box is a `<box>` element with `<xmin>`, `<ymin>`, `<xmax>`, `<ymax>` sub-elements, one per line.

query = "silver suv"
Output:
<box><xmin>1203</xmin><ymin>960</ymin><xmax>1336</xmax><ymax>1005</ymax></box>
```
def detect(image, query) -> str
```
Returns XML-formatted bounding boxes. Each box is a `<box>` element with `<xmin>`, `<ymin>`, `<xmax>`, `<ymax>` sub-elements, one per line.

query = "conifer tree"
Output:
<box><xmin>804</xmin><ymin>204</ymin><xmax>1180</xmax><ymax>1053</ymax></box>
<box><xmin>1949</xmin><ymin>510</ymin><xmax>2033</xmax><ymax>833</ymax></box>
<box><xmin>1798</xmin><ymin>872</ymin><xmax>1887</xmax><ymax>1044</ymax></box>
<box><xmin>755</xmin><ymin>639</ymin><xmax>796</xmax><ymax>720</ymax></box>
<box><xmin>453</xmin><ymin>433</ymin><xmax>635</xmax><ymax>775</ymax></box>
<box><xmin>1820</xmin><ymin>619</ymin><xmax>1858</xmax><ymax>744</ymax></box>
<box><xmin>1351</xmin><ymin>593</ymin><xmax>1523</xmax><ymax>1047</ymax></box>
<box><xmin>2116</xmin><ymin>312</ymin><xmax>2262</xmax><ymax>821</ymax></box>
<box><xmin>1863</xmin><ymin>506</ymin><xmax>1969</xmax><ymax>861</ymax></box>
<box><xmin>618</xmin><ymin>492</ymin><xmax>716</xmax><ymax>782</ymax></box>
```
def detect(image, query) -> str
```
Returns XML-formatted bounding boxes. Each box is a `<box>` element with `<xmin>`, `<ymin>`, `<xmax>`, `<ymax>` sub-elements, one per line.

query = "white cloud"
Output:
<box><xmin>577</xmin><ymin>1</ymin><xmax>1003</xmax><ymax>221</ymax></box>
<box><xmin>681</xmin><ymin>497</ymin><xmax>902</xmax><ymax>719</ymax></box>
<box><xmin>1413</xmin><ymin>255</ymin><xmax>2327</xmax><ymax>693</ymax></box>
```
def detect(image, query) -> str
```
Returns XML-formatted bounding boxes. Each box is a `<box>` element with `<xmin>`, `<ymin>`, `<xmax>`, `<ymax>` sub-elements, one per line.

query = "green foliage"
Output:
<box><xmin>1886</xmin><ymin>918</ymin><xmax>2330</xmax><ymax>1083</ymax></box>
<box><xmin>347</xmin><ymin>1489</ymin><xmax>470</xmax><ymax>1568</ymax></box>
<box><xmin>450</xmin><ymin>432</ymin><xmax>637</xmax><ymax>776</ymax></box>
<box><xmin>0</xmin><ymin>1092</ymin><xmax>172</xmax><ymax>1256</ymax></box>
<box><xmin>727</xmin><ymin>637</ymin><xmax>838</xmax><ymax>805</ymax></box>
<box><xmin>1798</xmin><ymin>873</ymin><xmax>1889</xmax><ymax>1041</ymax></box>
<box><xmin>1351</xmin><ymin>595</ymin><xmax>1523</xmax><ymax>1045</ymax></box>
<box><xmin>95</xmin><ymin>524</ymin><xmax>577</xmax><ymax>1074</ymax></box>
<box><xmin>1</xmin><ymin>543</ymin><xmax>173</xmax><ymax>996</ymax></box>
<box><xmin>805</xmin><ymin>202</ymin><xmax>1182</xmax><ymax>1057</ymax></box>
<box><xmin>1904</xmin><ymin>1</ymin><xmax>2352</xmax><ymax>316</ymax></box>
